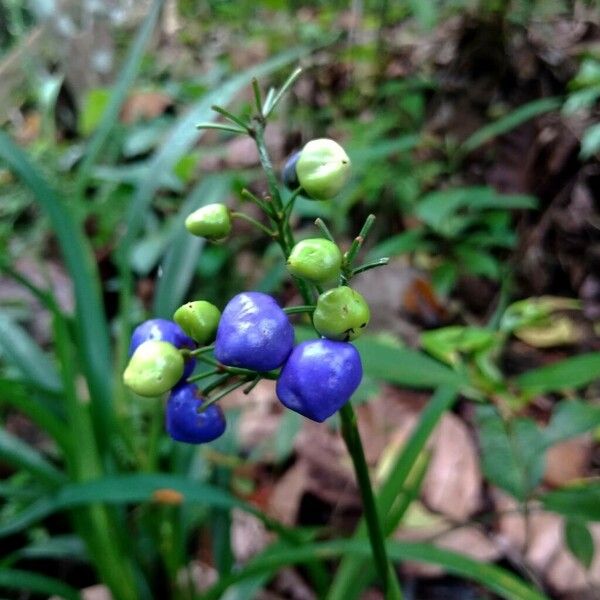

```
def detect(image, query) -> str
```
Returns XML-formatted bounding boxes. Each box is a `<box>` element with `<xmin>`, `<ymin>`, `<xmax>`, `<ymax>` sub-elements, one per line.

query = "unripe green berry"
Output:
<box><xmin>296</xmin><ymin>139</ymin><xmax>350</xmax><ymax>200</ymax></box>
<box><xmin>287</xmin><ymin>238</ymin><xmax>342</xmax><ymax>283</ymax></box>
<box><xmin>185</xmin><ymin>203</ymin><xmax>232</xmax><ymax>241</ymax></box>
<box><xmin>123</xmin><ymin>340</ymin><xmax>184</xmax><ymax>397</ymax></box>
<box><xmin>313</xmin><ymin>287</ymin><xmax>370</xmax><ymax>341</ymax></box>
<box><xmin>173</xmin><ymin>301</ymin><xmax>221</xmax><ymax>344</ymax></box>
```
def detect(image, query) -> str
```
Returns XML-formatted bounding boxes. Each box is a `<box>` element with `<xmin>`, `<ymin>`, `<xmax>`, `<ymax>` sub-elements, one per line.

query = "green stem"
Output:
<box><xmin>283</xmin><ymin>305</ymin><xmax>316</xmax><ymax>315</ymax></box>
<box><xmin>250</xmin><ymin>120</ymin><xmax>398</xmax><ymax>596</ymax></box>
<box><xmin>201</xmin><ymin>379</ymin><xmax>248</xmax><ymax>411</ymax></box>
<box><xmin>231</xmin><ymin>211</ymin><xmax>277</xmax><ymax>237</ymax></box>
<box><xmin>344</xmin><ymin>214</ymin><xmax>376</xmax><ymax>272</ymax></box>
<box><xmin>339</xmin><ymin>403</ymin><xmax>400</xmax><ymax>598</ymax></box>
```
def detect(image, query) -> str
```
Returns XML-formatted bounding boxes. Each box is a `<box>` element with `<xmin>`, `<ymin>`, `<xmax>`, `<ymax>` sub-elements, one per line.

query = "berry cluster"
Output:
<box><xmin>123</xmin><ymin>133</ymin><xmax>386</xmax><ymax>444</ymax></box>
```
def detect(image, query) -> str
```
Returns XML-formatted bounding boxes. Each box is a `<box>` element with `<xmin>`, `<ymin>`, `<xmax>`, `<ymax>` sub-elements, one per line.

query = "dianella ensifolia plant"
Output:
<box><xmin>122</xmin><ymin>67</ymin><xmax>401</xmax><ymax>596</ymax></box>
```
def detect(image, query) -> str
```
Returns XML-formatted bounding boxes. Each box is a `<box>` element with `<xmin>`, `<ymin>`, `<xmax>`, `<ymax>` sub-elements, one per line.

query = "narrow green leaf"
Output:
<box><xmin>354</xmin><ymin>337</ymin><xmax>466</xmax><ymax>389</ymax></box>
<box><xmin>461</xmin><ymin>97</ymin><xmax>561</xmax><ymax>155</ymax></box>
<box><xmin>0</xmin><ymin>132</ymin><xmax>113</xmax><ymax>444</ymax></box>
<box><xmin>0</xmin><ymin>428</ymin><xmax>66</xmax><ymax>486</ymax></box>
<box><xmin>0</xmin><ymin>313</ymin><xmax>61</xmax><ymax>393</ymax></box>
<box><xmin>153</xmin><ymin>175</ymin><xmax>231</xmax><ymax>317</ymax></box>
<box><xmin>0</xmin><ymin>473</ymin><xmax>282</xmax><ymax>539</ymax></box>
<box><xmin>565</xmin><ymin>519</ymin><xmax>595</xmax><ymax>569</ymax></box>
<box><xmin>0</xmin><ymin>568</ymin><xmax>80</xmax><ymax>600</ymax></box>
<box><xmin>0</xmin><ymin>378</ymin><xmax>70</xmax><ymax>452</ymax></box>
<box><xmin>541</xmin><ymin>482</ymin><xmax>600</xmax><ymax>521</ymax></box>
<box><xmin>206</xmin><ymin>539</ymin><xmax>548</xmax><ymax>600</ymax></box>
<box><xmin>517</xmin><ymin>353</ymin><xmax>600</xmax><ymax>395</ymax></box>
<box><xmin>75</xmin><ymin>0</ymin><xmax>163</xmax><ymax>189</ymax></box>
<box><xmin>5</xmin><ymin>534</ymin><xmax>88</xmax><ymax>566</ymax></box>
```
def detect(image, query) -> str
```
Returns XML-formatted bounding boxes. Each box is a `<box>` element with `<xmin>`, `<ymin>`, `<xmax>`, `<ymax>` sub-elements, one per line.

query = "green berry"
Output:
<box><xmin>123</xmin><ymin>340</ymin><xmax>184</xmax><ymax>397</ymax></box>
<box><xmin>313</xmin><ymin>287</ymin><xmax>370</xmax><ymax>341</ymax></box>
<box><xmin>296</xmin><ymin>139</ymin><xmax>350</xmax><ymax>200</ymax></box>
<box><xmin>173</xmin><ymin>301</ymin><xmax>221</xmax><ymax>344</ymax></box>
<box><xmin>185</xmin><ymin>203</ymin><xmax>232</xmax><ymax>241</ymax></box>
<box><xmin>287</xmin><ymin>238</ymin><xmax>342</xmax><ymax>283</ymax></box>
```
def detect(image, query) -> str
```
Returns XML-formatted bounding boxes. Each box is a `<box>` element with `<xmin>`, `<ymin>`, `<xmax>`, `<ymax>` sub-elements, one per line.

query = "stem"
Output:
<box><xmin>283</xmin><ymin>305</ymin><xmax>316</xmax><ymax>315</ymax></box>
<box><xmin>211</xmin><ymin>105</ymin><xmax>250</xmax><ymax>132</ymax></box>
<box><xmin>231</xmin><ymin>211</ymin><xmax>277</xmax><ymax>237</ymax></box>
<box><xmin>339</xmin><ymin>403</ymin><xmax>399</xmax><ymax>598</ymax></box>
<box><xmin>196</xmin><ymin>122</ymin><xmax>247</xmax><ymax>135</ymax></box>
<box><xmin>186</xmin><ymin>368</ymin><xmax>220</xmax><ymax>384</ymax></box>
<box><xmin>351</xmin><ymin>257</ymin><xmax>390</xmax><ymax>277</ymax></box>
<box><xmin>315</xmin><ymin>217</ymin><xmax>336</xmax><ymax>243</ymax></box>
<box><xmin>201</xmin><ymin>379</ymin><xmax>248</xmax><ymax>412</ymax></box>
<box><xmin>344</xmin><ymin>214</ymin><xmax>376</xmax><ymax>270</ymax></box>
<box><xmin>250</xmin><ymin>111</ymin><xmax>399</xmax><ymax>595</ymax></box>
<box><xmin>187</xmin><ymin>344</ymin><xmax>215</xmax><ymax>357</ymax></box>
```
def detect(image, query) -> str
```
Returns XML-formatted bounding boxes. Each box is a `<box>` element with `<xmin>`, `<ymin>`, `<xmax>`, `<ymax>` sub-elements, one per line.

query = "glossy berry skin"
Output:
<box><xmin>287</xmin><ymin>238</ymin><xmax>342</xmax><ymax>283</ymax></box>
<box><xmin>214</xmin><ymin>292</ymin><xmax>294</xmax><ymax>372</ymax></box>
<box><xmin>166</xmin><ymin>383</ymin><xmax>226</xmax><ymax>444</ymax></box>
<box><xmin>313</xmin><ymin>286</ymin><xmax>370</xmax><ymax>341</ymax></box>
<box><xmin>296</xmin><ymin>139</ymin><xmax>350</xmax><ymax>200</ymax></box>
<box><xmin>173</xmin><ymin>301</ymin><xmax>221</xmax><ymax>345</ymax></box>
<box><xmin>282</xmin><ymin>150</ymin><xmax>301</xmax><ymax>189</ymax></box>
<box><xmin>185</xmin><ymin>203</ymin><xmax>232</xmax><ymax>241</ymax></box>
<box><xmin>129</xmin><ymin>318</ymin><xmax>196</xmax><ymax>379</ymax></box>
<box><xmin>123</xmin><ymin>340</ymin><xmax>184</xmax><ymax>397</ymax></box>
<box><xmin>276</xmin><ymin>339</ymin><xmax>362</xmax><ymax>422</ymax></box>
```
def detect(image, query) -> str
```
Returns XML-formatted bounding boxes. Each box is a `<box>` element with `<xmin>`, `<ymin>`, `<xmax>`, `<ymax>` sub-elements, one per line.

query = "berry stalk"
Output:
<box><xmin>250</xmin><ymin>115</ymin><xmax>400</xmax><ymax>598</ymax></box>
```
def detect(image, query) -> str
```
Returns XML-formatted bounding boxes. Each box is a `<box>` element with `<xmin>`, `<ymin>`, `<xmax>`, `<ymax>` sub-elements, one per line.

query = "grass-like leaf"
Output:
<box><xmin>0</xmin><ymin>314</ymin><xmax>62</xmax><ymax>393</ymax></box>
<box><xmin>0</xmin><ymin>132</ymin><xmax>113</xmax><ymax>447</ymax></box>
<box><xmin>75</xmin><ymin>0</ymin><xmax>163</xmax><ymax>190</ymax></box>
<box><xmin>204</xmin><ymin>538</ymin><xmax>548</xmax><ymax>600</ymax></box>
<box><xmin>0</xmin><ymin>473</ymin><xmax>288</xmax><ymax>539</ymax></box>
<box><xmin>0</xmin><ymin>568</ymin><xmax>81</xmax><ymax>600</ymax></box>
<box><xmin>0</xmin><ymin>428</ymin><xmax>66</xmax><ymax>486</ymax></box>
<box><xmin>460</xmin><ymin>97</ymin><xmax>561</xmax><ymax>155</ymax></box>
<box><xmin>517</xmin><ymin>352</ymin><xmax>600</xmax><ymax>395</ymax></box>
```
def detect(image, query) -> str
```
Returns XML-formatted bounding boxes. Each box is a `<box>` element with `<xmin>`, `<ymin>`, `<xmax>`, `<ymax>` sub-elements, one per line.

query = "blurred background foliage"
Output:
<box><xmin>0</xmin><ymin>0</ymin><xmax>599</xmax><ymax>599</ymax></box>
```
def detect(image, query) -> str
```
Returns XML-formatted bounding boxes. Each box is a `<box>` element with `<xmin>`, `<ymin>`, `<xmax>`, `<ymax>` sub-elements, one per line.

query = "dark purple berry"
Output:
<box><xmin>214</xmin><ymin>292</ymin><xmax>294</xmax><ymax>372</ymax></box>
<box><xmin>129</xmin><ymin>318</ymin><xmax>196</xmax><ymax>379</ymax></box>
<box><xmin>276</xmin><ymin>339</ymin><xmax>362</xmax><ymax>422</ymax></box>
<box><xmin>166</xmin><ymin>383</ymin><xmax>226</xmax><ymax>444</ymax></box>
<box><xmin>282</xmin><ymin>150</ymin><xmax>300</xmax><ymax>190</ymax></box>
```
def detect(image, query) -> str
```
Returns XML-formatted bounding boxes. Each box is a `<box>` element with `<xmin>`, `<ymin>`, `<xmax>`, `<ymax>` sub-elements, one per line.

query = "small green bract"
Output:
<box><xmin>287</xmin><ymin>238</ymin><xmax>342</xmax><ymax>283</ymax></box>
<box><xmin>185</xmin><ymin>203</ymin><xmax>232</xmax><ymax>240</ymax></box>
<box><xmin>123</xmin><ymin>340</ymin><xmax>184</xmax><ymax>397</ymax></box>
<box><xmin>313</xmin><ymin>286</ymin><xmax>370</xmax><ymax>341</ymax></box>
<box><xmin>296</xmin><ymin>138</ymin><xmax>351</xmax><ymax>200</ymax></box>
<box><xmin>174</xmin><ymin>301</ymin><xmax>221</xmax><ymax>344</ymax></box>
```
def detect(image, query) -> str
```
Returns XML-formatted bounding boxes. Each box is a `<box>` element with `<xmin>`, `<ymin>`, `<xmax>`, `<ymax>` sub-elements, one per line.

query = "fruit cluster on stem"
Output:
<box><xmin>122</xmin><ymin>68</ymin><xmax>399</xmax><ymax>597</ymax></box>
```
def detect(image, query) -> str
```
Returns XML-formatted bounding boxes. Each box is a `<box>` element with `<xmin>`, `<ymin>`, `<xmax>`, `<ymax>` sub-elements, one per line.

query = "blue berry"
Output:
<box><xmin>130</xmin><ymin>318</ymin><xmax>196</xmax><ymax>379</ymax></box>
<box><xmin>214</xmin><ymin>292</ymin><xmax>294</xmax><ymax>372</ymax></box>
<box><xmin>276</xmin><ymin>339</ymin><xmax>362</xmax><ymax>422</ymax></box>
<box><xmin>166</xmin><ymin>383</ymin><xmax>226</xmax><ymax>444</ymax></box>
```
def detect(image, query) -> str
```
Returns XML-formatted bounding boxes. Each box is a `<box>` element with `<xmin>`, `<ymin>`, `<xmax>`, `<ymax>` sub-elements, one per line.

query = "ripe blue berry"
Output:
<box><xmin>276</xmin><ymin>339</ymin><xmax>363</xmax><ymax>422</ymax></box>
<box><xmin>130</xmin><ymin>318</ymin><xmax>196</xmax><ymax>379</ymax></box>
<box><xmin>166</xmin><ymin>383</ymin><xmax>226</xmax><ymax>444</ymax></box>
<box><xmin>214</xmin><ymin>292</ymin><xmax>294</xmax><ymax>372</ymax></box>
